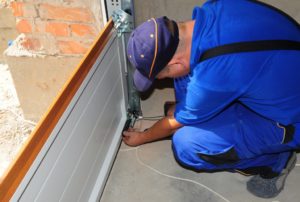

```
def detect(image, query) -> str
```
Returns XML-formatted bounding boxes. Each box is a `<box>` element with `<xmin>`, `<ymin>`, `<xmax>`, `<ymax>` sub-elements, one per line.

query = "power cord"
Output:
<box><xmin>137</xmin><ymin>115</ymin><xmax>164</xmax><ymax>121</ymax></box>
<box><xmin>119</xmin><ymin>146</ymin><xmax>231</xmax><ymax>202</ymax></box>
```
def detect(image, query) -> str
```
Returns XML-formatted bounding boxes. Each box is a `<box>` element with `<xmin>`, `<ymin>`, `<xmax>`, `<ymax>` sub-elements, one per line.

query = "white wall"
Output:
<box><xmin>133</xmin><ymin>0</ymin><xmax>300</xmax><ymax>25</ymax></box>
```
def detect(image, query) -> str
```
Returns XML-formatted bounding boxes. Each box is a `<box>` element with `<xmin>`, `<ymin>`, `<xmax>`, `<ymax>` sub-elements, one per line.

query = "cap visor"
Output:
<box><xmin>133</xmin><ymin>70</ymin><xmax>153</xmax><ymax>92</ymax></box>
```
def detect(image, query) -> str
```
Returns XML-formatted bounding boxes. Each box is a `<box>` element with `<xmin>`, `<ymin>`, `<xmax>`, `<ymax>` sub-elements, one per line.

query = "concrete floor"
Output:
<box><xmin>5</xmin><ymin>56</ymin><xmax>81</xmax><ymax>122</ymax></box>
<box><xmin>101</xmin><ymin>87</ymin><xmax>300</xmax><ymax>202</ymax></box>
<box><xmin>101</xmin><ymin>1</ymin><xmax>300</xmax><ymax>202</ymax></box>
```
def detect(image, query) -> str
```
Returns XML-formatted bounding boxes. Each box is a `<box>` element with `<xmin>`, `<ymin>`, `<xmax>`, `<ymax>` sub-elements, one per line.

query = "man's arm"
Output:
<box><xmin>122</xmin><ymin>115</ymin><xmax>182</xmax><ymax>147</ymax></box>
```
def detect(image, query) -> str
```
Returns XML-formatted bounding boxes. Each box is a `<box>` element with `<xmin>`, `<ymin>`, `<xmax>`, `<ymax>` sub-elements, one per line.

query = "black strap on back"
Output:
<box><xmin>199</xmin><ymin>40</ymin><xmax>300</xmax><ymax>63</ymax></box>
<box><xmin>199</xmin><ymin>0</ymin><xmax>300</xmax><ymax>63</ymax></box>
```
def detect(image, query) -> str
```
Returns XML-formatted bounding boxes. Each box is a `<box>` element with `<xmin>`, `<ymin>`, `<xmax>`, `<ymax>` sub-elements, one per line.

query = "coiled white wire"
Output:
<box><xmin>119</xmin><ymin>147</ymin><xmax>231</xmax><ymax>202</ymax></box>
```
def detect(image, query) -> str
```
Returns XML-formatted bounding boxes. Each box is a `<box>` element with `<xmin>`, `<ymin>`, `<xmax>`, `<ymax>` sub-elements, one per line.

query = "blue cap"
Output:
<box><xmin>127</xmin><ymin>16</ymin><xmax>179</xmax><ymax>92</ymax></box>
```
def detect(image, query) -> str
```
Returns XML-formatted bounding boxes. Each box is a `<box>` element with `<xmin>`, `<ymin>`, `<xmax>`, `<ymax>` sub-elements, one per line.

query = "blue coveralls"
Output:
<box><xmin>172</xmin><ymin>0</ymin><xmax>300</xmax><ymax>175</ymax></box>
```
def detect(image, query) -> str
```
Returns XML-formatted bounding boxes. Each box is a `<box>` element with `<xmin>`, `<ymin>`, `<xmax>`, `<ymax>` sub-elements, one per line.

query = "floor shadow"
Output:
<box><xmin>139</xmin><ymin>78</ymin><xmax>174</xmax><ymax>100</ymax></box>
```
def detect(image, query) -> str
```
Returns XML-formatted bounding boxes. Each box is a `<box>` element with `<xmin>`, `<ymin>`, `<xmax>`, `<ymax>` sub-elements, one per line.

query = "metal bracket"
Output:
<box><xmin>122</xmin><ymin>111</ymin><xmax>139</xmax><ymax>132</ymax></box>
<box><xmin>112</xmin><ymin>9</ymin><xmax>133</xmax><ymax>37</ymax></box>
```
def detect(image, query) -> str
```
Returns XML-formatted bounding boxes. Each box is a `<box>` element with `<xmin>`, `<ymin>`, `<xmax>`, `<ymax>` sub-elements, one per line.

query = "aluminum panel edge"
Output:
<box><xmin>7</xmin><ymin>22</ymin><xmax>127</xmax><ymax>201</ymax></box>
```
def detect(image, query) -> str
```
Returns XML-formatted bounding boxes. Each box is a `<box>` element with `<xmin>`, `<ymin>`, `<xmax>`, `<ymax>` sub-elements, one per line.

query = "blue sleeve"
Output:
<box><xmin>174</xmin><ymin>83</ymin><xmax>240</xmax><ymax>125</ymax></box>
<box><xmin>174</xmin><ymin>61</ymin><xmax>244</xmax><ymax>125</ymax></box>
<box><xmin>174</xmin><ymin>76</ymin><xmax>190</xmax><ymax>103</ymax></box>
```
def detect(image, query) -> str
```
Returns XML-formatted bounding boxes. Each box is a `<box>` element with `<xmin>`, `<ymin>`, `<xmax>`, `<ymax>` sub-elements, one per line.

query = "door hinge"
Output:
<box><xmin>112</xmin><ymin>9</ymin><xmax>133</xmax><ymax>37</ymax></box>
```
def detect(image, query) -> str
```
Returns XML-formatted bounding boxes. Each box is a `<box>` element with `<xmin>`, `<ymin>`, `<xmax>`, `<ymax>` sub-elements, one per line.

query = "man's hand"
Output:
<box><xmin>122</xmin><ymin>116</ymin><xmax>183</xmax><ymax>147</ymax></box>
<box><xmin>122</xmin><ymin>128</ymin><xmax>147</xmax><ymax>147</ymax></box>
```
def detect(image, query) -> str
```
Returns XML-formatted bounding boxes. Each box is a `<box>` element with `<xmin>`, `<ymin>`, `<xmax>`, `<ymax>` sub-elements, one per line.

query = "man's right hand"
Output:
<box><xmin>122</xmin><ymin>128</ymin><xmax>147</xmax><ymax>147</ymax></box>
<box><xmin>122</xmin><ymin>116</ymin><xmax>182</xmax><ymax>147</ymax></box>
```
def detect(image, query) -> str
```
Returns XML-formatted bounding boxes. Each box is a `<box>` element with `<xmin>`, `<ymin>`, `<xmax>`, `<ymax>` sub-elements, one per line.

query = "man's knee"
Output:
<box><xmin>172</xmin><ymin>129</ymin><xmax>215</xmax><ymax>170</ymax></box>
<box><xmin>172</xmin><ymin>127</ymin><xmax>240</xmax><ymax>170</ymax></box>
<box><xmin>172</xmin><ymin>128</ymin><xmax>196</xmax><ymax>166</ymax></box>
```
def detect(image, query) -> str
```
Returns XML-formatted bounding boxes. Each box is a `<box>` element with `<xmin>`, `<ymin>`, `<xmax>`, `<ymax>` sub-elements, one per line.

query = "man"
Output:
<box><xmin>123</xmin><ymin>0</ymin><xmax>300</xmax><ymax>198</ymax></box>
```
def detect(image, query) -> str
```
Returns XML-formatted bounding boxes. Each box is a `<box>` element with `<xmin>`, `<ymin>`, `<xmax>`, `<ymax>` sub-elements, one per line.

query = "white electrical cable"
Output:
<box><xmin>119</xmin><ymin>147</ymin><xmax>231</xmax><ymax>202</ymax></box>
<box><xmin>119</xmin><ymin>148</ymin><xmax>138</xmax><ymax>152</ymax></box>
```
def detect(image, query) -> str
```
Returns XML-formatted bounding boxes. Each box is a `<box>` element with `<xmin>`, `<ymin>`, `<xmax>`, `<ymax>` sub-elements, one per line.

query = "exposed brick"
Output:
<box><xmin>58</xmin><ymin>40</ymin><xmax>88</xmax><ymax>54</ymax></box>
<box><xmin>63</xmin><ymin>0</ymin><xmax>74</xmax><ymax>2</ymax></box>
<box><xmin>22</xmin><ymin>3</ymin><xmax>37</xmax><ymax>18</ymax></box>
<box><xmin>34</xmin><ymin>19</ymin><xmax>46</xmax><ymax>33</ymax></box>
<box><xmin>0</xmin><ymin>8</ymin><xmax>16</xmax><ymax>29</ymax></box>
<box><xmin>21</xmin><ymin>37</ymin><xmax>42</xmax><ymax>51</ymax></box>
<box><xmin>63</xmin><ymin>0</ymin><xmax>76</xmax><ymax>3</ymax></box>
<box><xmin>46</xmin><ymin>22</ymin><xmax>69</xmax><ymax>36</ymax></box>
<box><xmin>38</xmin><ymin>35</ymin><xmax>60</xmax><ymax>55</ymax></box>
<box><xmin>39</xmin><ymin>4</ymin><xmax>94</xmax><ymax>23</ymax></box>
<box><xmin>70</xmin><ymin>24</ymin><xmax>97</xmax><ymax>37</ymax></box>
<box><xmin>16</xmin><ymin>19</ymin><xmax>32</xmax><ymax>33</ymax></box>
<box><xmin>10</xmin><ymin>2</ymin><xmax>23</xmax><ymax>17</ymax></box>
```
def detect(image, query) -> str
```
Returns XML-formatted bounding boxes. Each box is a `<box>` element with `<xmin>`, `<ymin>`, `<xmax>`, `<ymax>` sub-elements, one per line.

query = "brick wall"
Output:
<box><xmin>80</xmin><ymin>0</ymin><xmax>104</xmax><ymax>29</ymax></box>
<box><xmin>9</xmin><ymin>1</ymin><xmax>101</xmax><ymax>56</ymax></box>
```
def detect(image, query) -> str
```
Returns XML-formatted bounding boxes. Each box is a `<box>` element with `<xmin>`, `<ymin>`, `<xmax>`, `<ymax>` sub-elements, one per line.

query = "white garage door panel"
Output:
<box><xmin>15</xmin><ymin>31</ymin><xmax>127</xmax><ymax>202</ymax></box>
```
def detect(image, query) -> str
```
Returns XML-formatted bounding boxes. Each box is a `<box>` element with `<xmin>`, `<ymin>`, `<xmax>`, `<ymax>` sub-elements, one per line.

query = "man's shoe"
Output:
<box><xmin>246</xmin><ymin>152</ymin><xmax>297</xmax><ymax>198</ymax></box>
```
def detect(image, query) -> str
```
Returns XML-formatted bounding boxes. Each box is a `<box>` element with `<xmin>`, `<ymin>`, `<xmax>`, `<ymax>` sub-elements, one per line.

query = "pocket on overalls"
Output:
<box><xmin>278</xmin><ymin>123</ymin><xmax>295</xmax><ymax>144</ymax></box>
<box><xmin>197</xmin><ymin>145</ymin><xmax>240</xmax><ymax>165</ymax></box>
<box><xmin>262</xmin><ymin>123</ymin><xmax>297</xmax><ymax>153</ymax></box>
